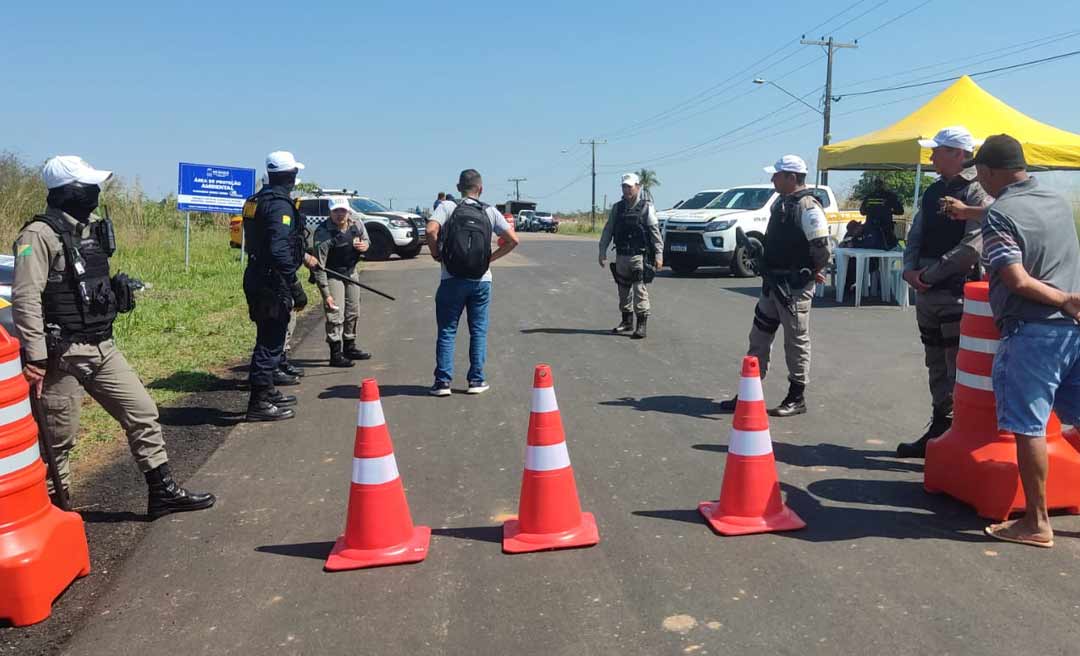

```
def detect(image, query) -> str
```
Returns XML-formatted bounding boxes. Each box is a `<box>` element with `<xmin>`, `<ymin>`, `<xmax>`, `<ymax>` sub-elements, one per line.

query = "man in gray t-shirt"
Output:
<box><xmin>972</xmin><ymin>134</ymin><xmax>1080</xmax><ymax>550</ymax></box>
<box><xmin>424</xmin><ymin>168</ymin><xmax>519</xmax><ymax>397</ymax></box>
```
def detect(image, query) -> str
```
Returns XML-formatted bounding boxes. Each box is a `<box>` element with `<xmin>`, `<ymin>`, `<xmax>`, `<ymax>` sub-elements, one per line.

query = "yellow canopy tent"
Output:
<box><xmin>819</xmin><ymin>75</ymin><xmax>1080</xmax><ymax>172</ymax></box>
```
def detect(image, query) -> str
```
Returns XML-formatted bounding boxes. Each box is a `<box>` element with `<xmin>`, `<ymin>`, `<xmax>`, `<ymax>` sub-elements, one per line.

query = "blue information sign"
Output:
<box><xmin>177</xmin><ymin>162</ymin><xmax>256</xmax><ymax>213</ymax></box>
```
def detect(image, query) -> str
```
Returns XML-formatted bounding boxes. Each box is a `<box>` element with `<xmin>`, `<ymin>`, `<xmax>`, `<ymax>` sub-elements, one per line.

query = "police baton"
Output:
<box><xmin>317</xmin><ymin>266</ymin><xmax>396</xmax><ymax>301</ymax></box>
<box><xmin>28</xmin><ymin>388</ymin><xmax>71</xmax><ymax>511</ymax></box>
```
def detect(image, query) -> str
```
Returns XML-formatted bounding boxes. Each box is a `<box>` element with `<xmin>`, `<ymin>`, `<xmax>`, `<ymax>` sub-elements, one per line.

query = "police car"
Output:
<box><xmin>0</xmin><ymin>255</ymin><xmax>14</xmax><ymax>337</ymax></box>
<box><xmin>297</xmin><ymin>190</ymin><xmax>425</xmax><ymax>261</ymax></box>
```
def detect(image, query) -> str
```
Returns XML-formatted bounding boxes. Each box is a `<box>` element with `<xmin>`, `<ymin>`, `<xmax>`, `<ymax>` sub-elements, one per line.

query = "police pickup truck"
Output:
<box><xmin>661</xmin><ymin>184</ymin><xmax>857</xmax><ymax>276</ymax></box>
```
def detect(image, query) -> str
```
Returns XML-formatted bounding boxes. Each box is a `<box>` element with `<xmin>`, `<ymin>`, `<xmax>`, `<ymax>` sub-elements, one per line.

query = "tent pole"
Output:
<box><xmin>913</xmin><ymin>163</ymin><xmax>923</xmax><ymax>211</ymax></box>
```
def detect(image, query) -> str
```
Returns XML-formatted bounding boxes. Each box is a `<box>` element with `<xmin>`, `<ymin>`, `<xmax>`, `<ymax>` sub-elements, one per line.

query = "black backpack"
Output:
<box><xmin>440</xmin><ymin>200</ymin><xmax>493</xmax><ymax>279</ymax></box>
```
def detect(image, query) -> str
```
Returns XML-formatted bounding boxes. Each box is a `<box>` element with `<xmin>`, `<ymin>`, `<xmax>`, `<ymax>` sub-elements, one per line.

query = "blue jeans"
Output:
<box><xmin>993</xmin><ymin>320</ymin><xmax>1080</xmax><ymax>436</ymax></box>
<box><xmin>434</xmin><ymin>278</ymin><xmax>491</xmax><ymax>384</ymax></box>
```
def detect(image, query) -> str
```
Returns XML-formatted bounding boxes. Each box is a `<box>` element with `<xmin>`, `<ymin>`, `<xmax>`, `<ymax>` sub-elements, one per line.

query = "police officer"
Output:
<box><xmin>243</xmin><ymin>151</ymin><xmax>316</xmax><ymax>422</ymax></box>
<box><xmin>599</xmin><ymin>172</ymin><xmax>663</xmax><ymax>339</ymax></box>
<box><xmin>896</xmin><ymin>127</ymin><xmax>989</xmax><ymax>458</ymax></box>
<box><xmin>313</xmin><ymin>197</ymin><xmax>372</xmax><ymax>367</ymax></box>
<box><xmin>857</xmin><ymin>177</ymin><xmax>904</xmax><ymax>249</ymax></box>
<box><xmin>13</xmin><ymin>156</ymin><xmax>215</xmax><ymax>517</ymax></box>
<box><xmin>719</xmin><ymin>155</ymin><xmax>833</xmax><ymax>417</ymax></box>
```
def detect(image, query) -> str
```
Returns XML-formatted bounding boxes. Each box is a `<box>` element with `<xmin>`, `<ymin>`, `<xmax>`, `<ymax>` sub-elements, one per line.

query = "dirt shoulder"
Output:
<box><xmin>0</xmin><ymin>313</ymin><xmax>320</xmax><ymax>655</ymax></box>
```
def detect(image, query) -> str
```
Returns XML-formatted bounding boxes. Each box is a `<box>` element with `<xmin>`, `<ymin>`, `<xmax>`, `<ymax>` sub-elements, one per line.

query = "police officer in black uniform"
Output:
<box><xmin>243</xmin><ymin>151</ymin><xmax>314</xmax><ymax>422</ymax></box>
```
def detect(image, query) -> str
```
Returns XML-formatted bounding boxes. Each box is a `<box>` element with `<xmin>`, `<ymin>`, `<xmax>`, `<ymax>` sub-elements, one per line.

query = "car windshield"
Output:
<box><xmin>534</xmin><ymin>212</ymin><xmax>552</xmax><ymax>218</ymax></box>
<box><xmin>349</xmin><ymin>198</ymin><xmax>389</xmax><ymax>213</ymax></box>
<box><xmin>677</xmin><ymin>191</ymin><xmax>723</xmax><ymax>210</ymax></box>
<box><xmin>707</xmin><ymin>188</ymin><xmax>774</xmax><ymax>211</ymax></box>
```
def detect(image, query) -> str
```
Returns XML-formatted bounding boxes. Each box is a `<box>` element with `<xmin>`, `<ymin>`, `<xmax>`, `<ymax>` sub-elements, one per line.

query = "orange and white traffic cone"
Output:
<box><xmin>699</xmin><ymin>356</ymin><xmax>805</xmax><ymax>536</ymax></box>
<box><xmin>503</xmin><ymin>364</ymin><xmax>599</xmax><ymax>554</ymax></box>
<box><xmin>325</xmin><ymin>378</ymin><xmax>430</xmax><ymax>571</ymax></box>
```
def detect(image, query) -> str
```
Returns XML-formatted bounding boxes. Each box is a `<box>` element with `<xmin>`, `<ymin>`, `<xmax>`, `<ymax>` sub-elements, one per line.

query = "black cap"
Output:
<box><xmin>964</xmin><ymin>134</ymin><xmax>1027</xmax><ymax>169</ymax></box>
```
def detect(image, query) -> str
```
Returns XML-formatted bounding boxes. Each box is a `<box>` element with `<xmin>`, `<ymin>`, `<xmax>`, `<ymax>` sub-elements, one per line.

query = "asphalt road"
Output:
<box><xmin>54</xmin><ymin>234</ymin><xmax>1080</xmax><ymax>655</ymax></box>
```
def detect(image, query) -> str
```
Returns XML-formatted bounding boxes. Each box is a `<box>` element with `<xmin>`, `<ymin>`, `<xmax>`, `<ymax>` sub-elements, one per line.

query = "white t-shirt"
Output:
<box><xmin>430</xmin><ymin>198</ymin><xmax>511</xmax><ymax>282</ymax></box>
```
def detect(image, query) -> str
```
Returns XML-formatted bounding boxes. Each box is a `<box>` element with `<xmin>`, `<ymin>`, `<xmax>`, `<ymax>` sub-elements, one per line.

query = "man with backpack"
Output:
<box><xmin>425</xmin><ymin>169</ymin><xmax>519</xmax><ymax>396</ymax></box>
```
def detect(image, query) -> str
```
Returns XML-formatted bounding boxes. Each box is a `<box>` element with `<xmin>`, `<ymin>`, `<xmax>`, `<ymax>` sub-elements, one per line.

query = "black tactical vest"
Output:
<box><xmin>321</xmin><ymin>221</ymin><xmax>363</xmax><ymax>274</ymax></box>
<box><xmin>31</xmin><ymin>213</ymin><xmax>116</xmax><ymax>343</ymax></box>
<box><xmin>613</xmin><ymin>197</ymin><xmax>650</xmax><ymax>255</ymax></box>
<box><xmin>242</xmin><ymin>185</ymin><xmax>306</xmax><ymax>268</ymax></box>
<box><xmin>763</xmin><ymin>189</ymin><xmax>817</xmax><ymax>272</ymax></box>
<box><xmin>919</xmin><ymin>178</ymin><xmax>969</xmax><ymax>260</ymax></box>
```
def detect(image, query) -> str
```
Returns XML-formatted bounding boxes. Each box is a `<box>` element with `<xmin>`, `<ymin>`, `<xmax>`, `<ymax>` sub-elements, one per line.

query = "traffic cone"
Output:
<box><xmin>325</xmin><ymin>378</ymin><xmax>430</xmax><ymax>571</ymax></box>
<box><xmin>698</xmin><ymin>356</ymin><xmax>805</xmax><ymax>536</ymax></box>
<box><xmin>0</xmin><ymin>328</ymin><xmax>90</xmax><ymax>626</ymax></box>
<box><xmin>925</xmin><ymin>282</ymin><xmax>1080</xmax><ymax>519</ymax></box>
<box><xmin>503</xmin><ymin>364</ymin><xmax>599</xmax><ymax>553</ymax></box>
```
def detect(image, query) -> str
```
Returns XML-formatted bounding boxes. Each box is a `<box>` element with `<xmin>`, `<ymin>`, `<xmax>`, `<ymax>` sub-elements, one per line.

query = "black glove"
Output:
<box><xmin>289</xmin><ymin>276</ymin><xmax>308</xmax><ymax>311</ymax></box>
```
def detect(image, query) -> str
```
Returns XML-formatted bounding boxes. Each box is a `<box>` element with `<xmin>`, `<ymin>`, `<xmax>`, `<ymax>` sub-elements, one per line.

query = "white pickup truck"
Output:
<box><xmin>660</xmin><ymin>184</ymin><xmax>858</xmax><ymax>276</ymax></box>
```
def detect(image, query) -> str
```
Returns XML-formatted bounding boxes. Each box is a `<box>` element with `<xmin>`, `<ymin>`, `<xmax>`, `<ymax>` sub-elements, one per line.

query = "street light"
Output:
<box><xmin>752</xmin><ymin>78</ymin><xmax>822</xmax><ymax>115</ymax></box>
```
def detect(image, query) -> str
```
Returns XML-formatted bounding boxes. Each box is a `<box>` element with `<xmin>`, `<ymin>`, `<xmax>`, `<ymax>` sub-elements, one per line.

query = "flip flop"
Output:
<box><xmin>984</xmin><ymin>524</ymin><xmax>1054</xmax><ymax>548</ymax></box>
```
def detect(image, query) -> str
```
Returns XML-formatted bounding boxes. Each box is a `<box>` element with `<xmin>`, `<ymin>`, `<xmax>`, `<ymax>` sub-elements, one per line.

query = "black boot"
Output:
<box><xmin>329</xmin><ymin>341</ymin><xmax>354</xmax><ymax>368</ymax></box>
<box><xmin>145</xmin><ymin>463</ymin><xmax>216</xmax><ymax>519</ymax></box>
<box><xmin>896</xmin><ymin>410</ymin><xmax>952</xmax><ymax>458</ymax></box>
<box><xmin>631</xmin><ymin>313</ymin><xmax>648</xmax><ymax>340</ymax></box>
<box><xmin>279</xmin><ymin>358</ymin><xmax>304</xmax><ymax>378</ymax></box>
<box><xmin>718</xmin><ymin>396</ymin><xmax>739</xmax><ymax>413</ymax></box>
<box><xmin>612</xmin><ymin>312</ymin><xmax>634</xmax><ymax>334</ymax></box>
<box><xmin>343</xmin><ymin>339</ymin><xmax>372</xmax><ymax>361</ymax></box>
<box><xmin>267</xmin><ymin>388</ymin><xmax>297</xmax><ymax>407</ymax></box>
<box><xmin>769</xmin><ymin>382</ymin><xmax>806</xmax><ymax>417</ymax></box>
<box><xmin>246</xmin><ymin>385</ymin><xmax>296</xmax><ymax>422</ymax></box>
<box><xmin>273</xmin><ymin>369</ymin><xmax>300</xmax><ymax>386</ymax></box>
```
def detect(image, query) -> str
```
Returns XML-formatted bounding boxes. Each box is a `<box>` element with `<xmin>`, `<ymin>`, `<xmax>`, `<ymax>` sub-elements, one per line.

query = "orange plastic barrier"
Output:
<box><xmin>925</xmin><ymin>282</ymin><xmax>1080</xmax><ymax>519</ymax></box>
<box><xmin>0</xmin><ymin>328</ymin><xmax>89</xmax><ymax>626</ymax></box>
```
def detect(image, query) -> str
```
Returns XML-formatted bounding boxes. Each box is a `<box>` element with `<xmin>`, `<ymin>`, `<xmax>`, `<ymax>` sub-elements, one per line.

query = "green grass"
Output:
<box><xmin>558</xmin><ymin>219</ymin><xmax>604</xmax><ymax>236</ymax></box>
<box><xmin>71</xmin><ymin>223</ymin><xmax>317</xmax><ymax>457</ymax></box>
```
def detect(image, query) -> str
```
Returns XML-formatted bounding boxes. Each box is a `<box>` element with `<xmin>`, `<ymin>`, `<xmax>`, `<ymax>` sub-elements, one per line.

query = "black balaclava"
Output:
<box><xmin>267</xmin><ymin>170</ymin><xmax>298</xmax><ymax>191</ymax></box>
<box><xmin>46</xmin><ymin>182</ymin><xmax>100</xmax><ymax>223</ymax></box>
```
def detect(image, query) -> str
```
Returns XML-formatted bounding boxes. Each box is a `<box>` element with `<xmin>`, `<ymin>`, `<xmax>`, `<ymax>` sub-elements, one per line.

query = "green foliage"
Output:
<box><xmin>849</xmin><ymin>171</ymin><xmax>935</xmax><ymax>209</ymax></box>
<box><xmin>294</xmin><ymin>181</ymin><xmax>321</xmax><ymax>195</ymax></box>
<box><xmin>636</xmin><ymin>168</ymin><xmax>660</xmax><ymax>201</ymax></box>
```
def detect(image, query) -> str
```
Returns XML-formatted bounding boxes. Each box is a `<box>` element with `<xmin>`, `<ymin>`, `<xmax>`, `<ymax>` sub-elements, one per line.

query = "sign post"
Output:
<box><xmin>177</xmin><ymin>163</ymin><xmax>256</xmax><ymax>271</ymax></box>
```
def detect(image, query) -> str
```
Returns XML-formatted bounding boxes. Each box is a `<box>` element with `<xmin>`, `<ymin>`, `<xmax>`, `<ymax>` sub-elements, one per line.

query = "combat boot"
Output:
<box><xmin>267</xmin><ymin>388</ymin><xmax>297</xmax><ymax>407</ymax></box>
<box><xmin>612</xmin><ymin>312</ymin><xmax>634</xmax><ymax>334</ymax></box>
<box><xmin>246</xmin><ymin>385</ymin><xmax>295</xmax><ymax>422</ymax></box>
<box><xmin>631</xmin><ymin>314</ymin><xmax>648</xmax><ymax>340</ymax></box>
<box><xmin>273</xmin><ymin>369</ymin><xmax>300</xmax><ymax>386</ymax></box>
<box><xmin>145</xmin><ymin>462</ymin><xmax>216</xmax><ymax>519</ymax></box>
<box><xmin>896</xmin><ymin>410</ymin><xmax>952</xmax><ymax>458</ymax></box>
<box><xmin>343</xmin><ymin>339</ymin><xmax>372</xmax><ymax>361</ymax></box>
<box><xmin>718</xmin><ymin>396</ymin><xmax>739</xmax><ymax>412</ymax></box>
<box><xmin>768</xmin><ymin>382</ymin><xmax>806</xmax><ymax>417</ymax></box>
<box><xmin>329</xmin><ymin>341</ymin><xmax>354</xmax><ymax>367</ymax></box>
<box><xmin>279</xmin><ymin>358</ymin><xmax>304</xmax><ymax>378</ymax></box>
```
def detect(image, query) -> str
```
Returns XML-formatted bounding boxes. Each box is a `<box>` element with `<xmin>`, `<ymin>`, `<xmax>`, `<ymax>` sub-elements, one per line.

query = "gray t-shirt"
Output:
<box><xmin>981</xmin><ymin>176</ymin><xmax>1080</xmax><ymax>332</ymax></box>
<box><xmin>430</xmin><ymin>198</ymin><xmax>511</xmax><ymax>282</ymax></box>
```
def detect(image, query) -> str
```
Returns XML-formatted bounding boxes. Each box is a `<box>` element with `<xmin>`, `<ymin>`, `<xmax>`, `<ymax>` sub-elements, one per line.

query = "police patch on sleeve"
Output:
<box><xmin>15</xmin><ymin>243</ymin><xmax>32</xmax><ymax>257</ymax></box>
<box><xmin>282</xmin><ymin>215</ymin><xmax>292</xmax><ymax>226</ymax></box>
<box><xmin>801</xmin><ymin>206</ymin><xmax>829</xmax><ymax>240</ymax></box>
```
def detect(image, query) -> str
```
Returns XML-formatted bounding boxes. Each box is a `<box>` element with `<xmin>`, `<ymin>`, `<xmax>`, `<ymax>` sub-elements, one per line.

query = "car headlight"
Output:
<box><xmin>389</xmin><ymin>218</ymin><xmax>412</xmax><ymax>228</ymax></box>
<box><xmin>705</xmin><ymin>219</ymin><xmax>736</xmax><ymax>233</ymax></box>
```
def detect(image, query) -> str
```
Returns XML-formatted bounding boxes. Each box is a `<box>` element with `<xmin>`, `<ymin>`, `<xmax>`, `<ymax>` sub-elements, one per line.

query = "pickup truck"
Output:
<box><xmin>661</xmin><ymin>184</ymin><xmax>859</xmax><ymax>277</ymax></box>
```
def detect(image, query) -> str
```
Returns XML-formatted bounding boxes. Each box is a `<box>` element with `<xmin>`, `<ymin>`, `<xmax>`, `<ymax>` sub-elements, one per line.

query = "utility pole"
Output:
<box><xmin>800</xmin><ymin>36</ymin><xmax>857</xmax><ymax>186</ymax></box>
<box><xmin>387</xmin><ymin>197</ymin><xmax>395</xmax><ymax>209</ymax></box>
<box><xmin>580</xmin><ymin>138</ymin><xmax>607</xmax><ymax>231</ymax></box>
<box><xmin>507</xmin><ymin>177</ymin><xmax>527</xmax><ymax>201</ymax></box>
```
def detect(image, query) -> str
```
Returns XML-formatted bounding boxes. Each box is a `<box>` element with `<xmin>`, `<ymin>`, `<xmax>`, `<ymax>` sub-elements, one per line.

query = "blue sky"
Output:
<box><xmin>3</xmin><ymin>1</ymin><xmax>1079</xmax><ymax>211</ymax></box>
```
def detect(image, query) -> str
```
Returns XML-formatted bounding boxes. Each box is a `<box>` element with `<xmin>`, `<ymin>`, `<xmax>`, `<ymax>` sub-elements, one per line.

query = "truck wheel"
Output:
<box><xmin>364</xmin><ymin>229</ymin><xmax>393</xmax><ymax>261</ymax></box>
<box><xmin>397</xmin><ymin>243</ymin><xmax>423</xmax><ymax>259</ymax></box>
<box><xmin>671</xmin><ymin>264</ymin><xmax>698</xmax><ymax>276</ymax></box>
<box><xmin>732</xmin><ymin>236</ymin><xmax>762</xmax><ymax>278</ymax></box>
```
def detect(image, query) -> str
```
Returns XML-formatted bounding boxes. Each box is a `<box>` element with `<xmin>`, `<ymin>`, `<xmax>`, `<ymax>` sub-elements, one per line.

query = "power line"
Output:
<box><xmin>507</xmin><ymin>177</ymin><xmax>527</xmax><ymax>200</ymax></box>
<box><xmin>835</xmin><ymin>49</ymin><xmax>1080</xmax><ymax>100</ymax></box>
